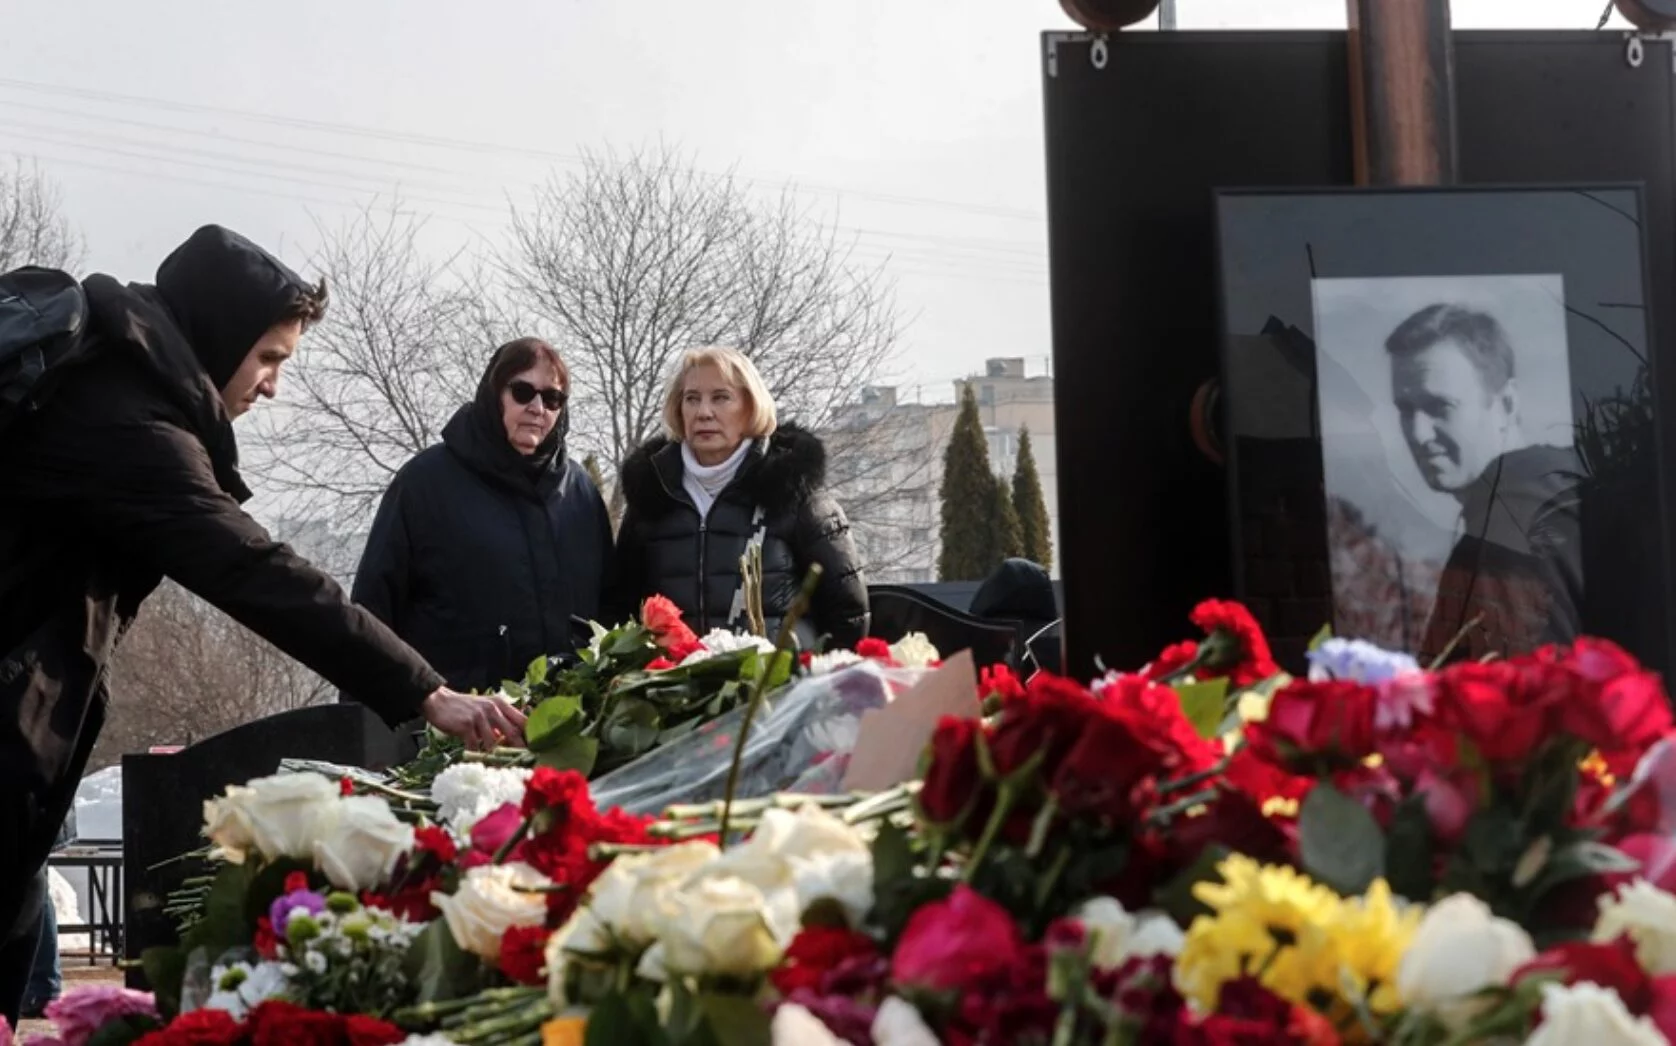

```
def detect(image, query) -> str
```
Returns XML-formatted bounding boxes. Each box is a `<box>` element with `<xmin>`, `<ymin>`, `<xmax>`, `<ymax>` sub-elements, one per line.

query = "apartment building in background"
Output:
<box><xmin>825</xmin><ymin>357</ymin><xmax>1058</xmax><ymax>584</ymax></box>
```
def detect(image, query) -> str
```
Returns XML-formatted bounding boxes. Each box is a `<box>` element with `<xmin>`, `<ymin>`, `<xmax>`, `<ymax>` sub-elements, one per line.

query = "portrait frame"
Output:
<box><xmin>1213</xmin><ymin>184</ymin><xmax>1669</xmax><ymax>667</ymax></box>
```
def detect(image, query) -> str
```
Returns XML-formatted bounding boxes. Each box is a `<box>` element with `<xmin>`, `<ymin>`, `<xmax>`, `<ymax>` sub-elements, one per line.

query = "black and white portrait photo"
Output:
<box><xmin>1310</xmin><ymin>274</ymin><xmax>1584</xmax><ymax>659</ymax></box>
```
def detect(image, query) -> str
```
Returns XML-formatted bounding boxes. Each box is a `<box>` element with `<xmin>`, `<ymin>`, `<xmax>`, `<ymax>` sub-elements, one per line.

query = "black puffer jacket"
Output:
<box><xmin>350</xmin><ymin>354</ymin><xmax>613</xmax><ymax>694</ymax></box>
<box><xmin>611</xmin><ymin>424</ymin><xmax>868</xmax><ymax>648</ymax></box>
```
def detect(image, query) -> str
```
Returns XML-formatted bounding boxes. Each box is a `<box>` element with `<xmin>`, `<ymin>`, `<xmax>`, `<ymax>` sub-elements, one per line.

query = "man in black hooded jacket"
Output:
<box><xmin>0</xmin><ymin>225</ymin><xmax>526</xmax><ymax>1023</ymax></box>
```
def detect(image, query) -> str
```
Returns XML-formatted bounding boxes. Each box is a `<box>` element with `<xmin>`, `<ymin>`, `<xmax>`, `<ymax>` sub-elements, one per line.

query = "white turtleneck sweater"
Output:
<box><xmin>681</xmin><ymin>438</ymin><xmax>754</xmax><ymax>519</ymax></box>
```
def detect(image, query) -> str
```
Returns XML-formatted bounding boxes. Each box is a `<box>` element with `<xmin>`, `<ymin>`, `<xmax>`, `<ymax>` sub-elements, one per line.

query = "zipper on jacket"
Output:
<box><xmin>696</xmin><ymin>517</ymin><xmax>708</xmax><ymax>626</ymax></box>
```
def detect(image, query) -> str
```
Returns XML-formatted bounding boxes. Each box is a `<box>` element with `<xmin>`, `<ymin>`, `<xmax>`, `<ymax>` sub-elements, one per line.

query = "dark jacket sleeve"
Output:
<box><xmin>794</xmin><ymin>490</ymin><xmax>869</xmax><ymax>648</ymax></box>
<box><xmin>604</xmin><ymin>506</ymin><xmax>649</xmax><ymax>628</ymax></box>
<box><xmin>352</xmin><ymin>472</ymin><xmax>416</xmax><ymax>633</ymax></box>
<box><xmin>17</xmin><ymin>418</ymin><xmax>444</xmax><ymax>725</ymax></box>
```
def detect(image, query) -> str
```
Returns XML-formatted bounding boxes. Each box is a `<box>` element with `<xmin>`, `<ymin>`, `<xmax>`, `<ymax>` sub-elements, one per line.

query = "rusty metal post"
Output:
<box><xmin>1347</xmin><ymin>0</ymin><xmax>1458</xmax><ymax>186</ymax></box>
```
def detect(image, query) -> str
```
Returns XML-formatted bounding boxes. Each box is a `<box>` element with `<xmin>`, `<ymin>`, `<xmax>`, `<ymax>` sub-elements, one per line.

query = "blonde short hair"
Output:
<box><xmin>661</xmin><ymin>346</ymin><xmax>779</xmax><ymax>441</ymax></box>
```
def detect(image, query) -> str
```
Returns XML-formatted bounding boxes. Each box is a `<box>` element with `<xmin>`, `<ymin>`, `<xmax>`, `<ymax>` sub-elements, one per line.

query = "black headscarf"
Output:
<box><xmin>154</xmin><ymin>225</ymin><xmax>314</xmax><ymax>390</ymax></box>
<box><xmin>441</xmin><ymin>341</ymin><xmax>570</xmax><ymax>499</ymax></box>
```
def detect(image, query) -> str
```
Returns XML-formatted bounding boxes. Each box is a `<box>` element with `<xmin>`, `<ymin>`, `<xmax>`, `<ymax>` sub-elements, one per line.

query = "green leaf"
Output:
<box><xmin>1384</xmin><ymin>795</ymin><xmax>1436</xmax><ymax>902</ymax></box>
<box><xmin>404</xmin><ymin>920</ymin><xmax>483</xmax><ymax>1004</ymax></box>
<box><xmin>1527</xmin><ymin>839</ymin><xmax>1642</xmax><ymax>902</ymax></box>
<box><xmin>764</xmin><ymin>650</ymin><xmax>795</xmax><ymax>690</ymax></box>
<box><xmin>1461</xmin><ymin>807</ymin><xmax>1524</xmax><ymax>879</ymax></box>
<box><xmin>1298</xmin><ymin>784</ymin><xmax>1386</xmax><ymax>896</ymax></box>
<box><xmin>1153</xmin><ymin>844</ymin><xmax>1229</xmax><ymax>927</ymax></box>
<box><xmin>697</xmin><ymin>994</ymin><xmax>772</xmax><ymax>1046</ymax></box>
<box><xmin>87</xmin><ymin>1014</ymin><xmax>164</xmax><ymax>1046</ymax></box>
<box><xmin>536</xmin><ymin>733</ymin><xmax>600</xmax><ymax>776</ymax></box>
<box><xmin>526</xmin><ymin>654</ymin><xmax>550</xmax><ymax>686</ymax></box>
<box><xmin>872</xmin><ymin>819</ymin><xmax>915</xmax><ymax>887</ymax></box>
<box><xmin>527</xmin><ymin>695</ymin><xmax>584</xmax><ymax>750</ymax></box>
<box><xmin>603</xmin><ymin>696</ymin><xmax>664</xmax><ymax>756</ymax></box>
<box><xmin>606</xmin><ymin>625</ymin><xmax>656</xmax><ymax>659</ymax></box>
<box><xmin>141</xmin><ymin>946</ymin><xmax>187</xmax><ymax>1017</ymax></box>
<box><xmin>587</xmin><ymin>990</ymin><xmax>652</xmax><ymax>1046</ymax></box>
<box><xmin>1306</xmin><ymin>624</ymin><xmax>1334</xmax><ymax>652</ymax></box>
<box><xmin>1175</xmin><ymin>678</ymin><xmax>1230</xmax><ymax>740</ymax></box>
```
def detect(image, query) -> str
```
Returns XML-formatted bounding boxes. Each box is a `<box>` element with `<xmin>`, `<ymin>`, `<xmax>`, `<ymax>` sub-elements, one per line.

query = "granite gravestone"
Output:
<box><xmin>122</xmin><ymin>703</ymin><xmax>412</xmax><ymax>988</ymax></box>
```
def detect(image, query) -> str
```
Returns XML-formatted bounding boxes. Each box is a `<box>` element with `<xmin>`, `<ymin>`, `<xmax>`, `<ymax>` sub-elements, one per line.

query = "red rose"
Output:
<box><xmin>646</xmin><ymin>656</ymin><xmax>676</xmax><ymax>671</ymax></box>
<box><xmin>344</xmin><ymin>1016</ymin><xmax>406</xmax><ymax>1046</ymax></box>
<box><xmin>1143</xmin><ymin>640</ymin><xmax>1200</xmax><ymax>682</ymax></box>
<box><xmin>1248</xmin><ymin>680</ymin><xmax>1378</xmax><ymax>766</ymax></box>
<box><xmin>1190</xmin><ymin>600</ymin><xmax>1279</xmax><ymax>686</ymax></box>
<box><xmin>135</xmin><ymin>1008</ymin><xmax>245</xmax><ymax>1046</ymax></box>
<box><xmin>668</xmin><ymin>637</ymin><xmax>704</xmax><ymax>661</ymax></box>
<box><xmin>248</xmin><ymin>1000</ymin><xmax>345</xmax><ymax>1046</ymax></box>
<box><xmin>641</xmin><ymin>594</ymin><xmax>689</xmax><ymax>637</ymax></box>
<box><xmin>771</xmin><ymin>927</ymin><xmax>879</xmax><ymax>997</ymax></box>
<box><xmin>1050</xmin><ymin>706</ymin><xmax>1168</xmax><ymax>822</ymax></box>
<box><xmin>1514</xmin><ymin>938</ymin><xmax>1652</xmax><ymax>1012</ymax></box>
<box><xmin>918</xmin><ymin>716</ymin><xmax>984</xmax><ymax>828</ymax></box>
<box><xmin>988</xmin><ymin>674</ymin><xmax>1100</xmax><ymax>777</ymax></box>
<box><xmin>892</xmin><ymin>885</ymin><xmax>1024</xmax><ymax>992</ymax></box>
<box><xmin>1570</xmin><ymin>669</ymin><xmax>1673</xmax><ymax>771</ymax></box>
<box><xmin>414</xmin><ymin>825</ymin><xmax>458</xmax><ymax>864</ymax></box>
<box><xmin>499</xmin><ymin>924</ymin><xmax>551</xmax><ymax>986</ymax></box>
<box><xmin>465</xmin><ymin>803</ymin><xmax>527</xmax><ymax>866</ymax></box>
<box><xmin>1434</xmin><ymin>661</ymin><xmax>1558</xmax><ymax>763</ymax></box>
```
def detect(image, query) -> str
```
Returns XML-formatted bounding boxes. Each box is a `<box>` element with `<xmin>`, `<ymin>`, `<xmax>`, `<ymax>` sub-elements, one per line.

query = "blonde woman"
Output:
<box><xmin>612</xmin><ymin>347</ymin><xmax>868</xmax><ymax>648</ymax></box>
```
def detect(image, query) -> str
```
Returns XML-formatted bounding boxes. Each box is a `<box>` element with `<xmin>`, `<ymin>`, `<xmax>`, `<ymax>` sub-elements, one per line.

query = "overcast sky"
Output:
<box><xmin>0</xmin><ymin>0</ymin><xmax>1629</xmax><ymax>402</ymax></box>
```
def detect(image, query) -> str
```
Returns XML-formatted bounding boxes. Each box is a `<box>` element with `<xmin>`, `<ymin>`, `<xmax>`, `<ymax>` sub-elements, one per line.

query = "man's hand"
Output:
<box><xmin>421</xmin><ymin>687</ymin><xmax>528</xmax><ymax>751</ymax></box>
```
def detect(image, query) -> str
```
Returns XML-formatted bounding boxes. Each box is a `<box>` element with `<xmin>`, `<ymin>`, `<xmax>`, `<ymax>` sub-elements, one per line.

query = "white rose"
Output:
<box><xmin>872</xmin><ymin>997</ymin><xmax>941</xmax><ymax>1046</ymax></box>
<box><xmin>313</xmin><ymin>796</ymin><xmax>414</xmax><ymax>892</ymax></box>
<box><xmin>1125</xmin><ymin>913</ymin><xmax>1186</xmax><ymax>960</ymax></box>
<box><xmin>1595</xmin><ymin>880</ymin><xmax>1676</xmax><ymax>975</ymax></box>
<box><xmin>1075</xmin><ymin>897</ymin><xmax>1137</xmax><ymax>968</ymax></box>
<box><xmin>888</xmin><ymin>633</ymin><xmax>940</xmax><ymax>668</ymax></box>
<box><xmin>432</xmin><ymin>862</ymin><xmax>550</xmax><ymax>960</ymax></box>
<box><xmin>772</xmin><ymin>1003</ymin><xmax>845</xmax><ymax>1046</ymax></box>
<box><xmin>1397</xmin><ymin>894</ymin><xmax>1535</xmax><ymax>1031</ymax></box>
<box><xmin>237</xmin><ymin>773</ymin><xmax>342</xmax><ymax>862</ymax></box>
<box><xmin>654</xmin><ymin>876</ymin><xmax>782</xmax><ymax>977</ymax></box>
<box><xmin>202</xmin><ymin>786</ymin><xmax>257</xmax><ymax>863</ymax></box>
<box><xmin>697</xmin><ymin>805</ymin><xmax>865</xmax><ymax>896</ymax></box>
<box><xmin>1523</xmin><ymin>982</ymin><xmax>1666</xmax><ymax>1046</ymax></box>
<box><xmin>584</xmin><ymin>841</ymin><xmax>721</xmax><ymax>952</ymax></box>
<box><xmin>791</xmin><ymin>851</ymin><xmax>874</xmax><ymax>929</ymax></box>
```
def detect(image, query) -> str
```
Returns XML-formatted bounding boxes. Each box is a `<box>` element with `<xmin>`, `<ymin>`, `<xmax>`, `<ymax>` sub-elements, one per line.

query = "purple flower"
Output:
<box><xmin>268</xmin><ymin>888</ymin><xmax>326</xmax><ymax>936</ymax></box>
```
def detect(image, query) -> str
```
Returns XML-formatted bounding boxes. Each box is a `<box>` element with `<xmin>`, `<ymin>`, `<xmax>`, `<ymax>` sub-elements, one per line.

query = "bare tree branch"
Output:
<box><xmin>0</xmin><ymin>159</ymin><xmax>86</xmax><ymax>272</ymax></box>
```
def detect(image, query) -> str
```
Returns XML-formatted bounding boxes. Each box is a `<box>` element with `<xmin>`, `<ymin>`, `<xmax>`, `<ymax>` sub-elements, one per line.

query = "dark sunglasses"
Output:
<box><xmin>507</xmin><ymin>380</ymin><xmax>566</xmax><ymax>412</ymax></box>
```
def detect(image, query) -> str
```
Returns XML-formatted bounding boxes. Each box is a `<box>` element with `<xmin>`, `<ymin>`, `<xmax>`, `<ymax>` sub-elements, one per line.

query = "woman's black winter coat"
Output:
<box><xmin>349</xmin><ymin>398</ymin><xmax>613</xmax><ymax>695</ymax></box>
<box><xmin>611</xmin><ymin>424</ymin><xmax>868</xmax><ymax>648</ymax></box>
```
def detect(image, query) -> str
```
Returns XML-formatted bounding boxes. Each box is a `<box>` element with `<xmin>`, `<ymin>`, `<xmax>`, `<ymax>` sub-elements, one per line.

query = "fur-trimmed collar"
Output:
<box><xmin>620</xmin><ymin>422</ymin><xmax>828</xmax><ymax>516</ymax></box>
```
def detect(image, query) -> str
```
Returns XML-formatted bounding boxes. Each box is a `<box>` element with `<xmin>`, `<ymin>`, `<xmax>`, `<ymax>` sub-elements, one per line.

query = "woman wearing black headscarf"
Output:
<box><xmin>349</xmin><ymin>338</ymin><xmax>613</xmax><ymax>694</ymax></box>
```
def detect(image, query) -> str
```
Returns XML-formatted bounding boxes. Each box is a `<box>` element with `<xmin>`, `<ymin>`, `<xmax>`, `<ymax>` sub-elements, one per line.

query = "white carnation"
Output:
<box><xmin>888</xmin><ymin>633</ymin><xmax>940</xmax><ymax>668</ymax></box>
<box><xmin>682</xmin><ymin>629</ymin><xmax>778</xmax><ymax>665</ymax></box>
<box><xmin>807</xmin><ymin>650</ymin><xmax>865</xmax><ymax>676</ymax></box>
<box><xmin>1594</xmin><ymin>879</ymin><xmax>1676</xmax><ymax>975</ymax></box>
<box><xmin>430</xmin><ymin>764</ymin><xmax>533</xmax><ymax>831</ymax></box>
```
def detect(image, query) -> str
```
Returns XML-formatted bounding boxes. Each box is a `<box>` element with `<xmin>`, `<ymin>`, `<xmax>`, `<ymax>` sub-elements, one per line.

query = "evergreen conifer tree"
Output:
<box><xmin>1011</xmin><ymin>425</ymin><xmax>1053</xmax><ymax>570</ymax></box>
<box><xmin>938</xmin><ymin>385</ymin><xmax>1000</xmax><ymax>581</ymax></box>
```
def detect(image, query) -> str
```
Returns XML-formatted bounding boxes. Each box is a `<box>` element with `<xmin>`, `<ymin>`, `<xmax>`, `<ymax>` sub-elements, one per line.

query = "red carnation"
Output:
<box><xmin>771</xmin><ymin>927</ymin><xmax>879</xmax><ymax>996</ymax></box>
<box><xmin>345</xmin><ymin>1015</ymin><xmax>407</xmax><ymax>1046</ymax></box>
<box><xmin>522</xmin><ymin>767</ymin><xmax>597</xmax><ymax>823</ymax></box>
<box><xmin>248</xmin><ymin>1000</ymin><xmax>344</xmax><ymax>1046</ymax></box>
<box><xmin>363</xmin><ymin>875</ymin><xmax>441</xmax><ymax>924</ymax></box>
<box><xmin>980</xmin><ymin>664</ymin><xmax>1027</xmax><ymax>702</ymax></box>
<box><xmin>646</xmin><ymin>656</ymin><xmax>676</xmax><ymax>671</ymax></box>
<box><xmin>252</xmin><ymin>915</ymin><xmax>281</xmax><ymax>961</ymax></box>
<box><xmin>1190</xmin><ymin>600</ymin><xmax>1279</xmax><ymax>686</ymax></box>
<box><xmin>134</xmin><ymin>1008</ymin><xmax>245</xmax><ymax>1046</ymax></box>
<box><xmin>1143</xmin><ymin>640</ymin><xmax>1200</xmax><ymax>683</ymax></box>
<box><xmin>856</xmin><ymin>637</ymin><xmax>894</xmax><ymax>662</ymax></box>
<box><xmin>339</xmin><ymin>776</ymin><xmax>355</xmax><ymax>797</ymax></box>
<box><xmin>414</xmin><ymin>825</ymin><xmax>458</xmax><ymax>864</ymax></box>
<box><xmin>1050</xmin><ymin>706</ymin><xmax>1171</xmax><ymax>823</ymax></box>
<box><xmin>283</xmin><ymin>871</ymin><xmax>310</xmax><ymax>893</ymax></box>
<box><xmin>499</xmin><ymin>925</ymin><xmax>552</xmax><ymax>986</ymax></box>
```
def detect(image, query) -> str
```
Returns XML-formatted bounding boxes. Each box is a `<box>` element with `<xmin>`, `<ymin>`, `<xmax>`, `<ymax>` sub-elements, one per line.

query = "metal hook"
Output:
<box><xmin>1090</xmin><ymin>36</ymin><xmax>1109</xmax><ymax>70</ymax></box>
<box><xmin>1628</xmin><ymin>35</ymin><xmax>1646</xmax><ymax>68</ymax></box>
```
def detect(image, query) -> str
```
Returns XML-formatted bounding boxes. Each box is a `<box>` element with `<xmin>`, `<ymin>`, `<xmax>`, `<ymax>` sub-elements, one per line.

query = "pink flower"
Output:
<box><xmin>891</xmin><ymin>885</ymin><xmax>1024</xmax><ymax>992</ymax></box>
<box><xmin>42</xmin><ymin>986</ymin><xmax>157</xmax><ymax>1046</ymax></box>
<box><xmin>1374</xmin><ymin>673</ymin><xmax>1434</xmax><ymax>732</ymax></box>
<box><xmin>1414</xmin><ymin>765</ymin><xmax>1478</xmax><ymax>846</ymax></box>
<box><xmin>1</xmin><ymin>1016</ymin><xmax>15</xmax><ymax>1046</ymax></box>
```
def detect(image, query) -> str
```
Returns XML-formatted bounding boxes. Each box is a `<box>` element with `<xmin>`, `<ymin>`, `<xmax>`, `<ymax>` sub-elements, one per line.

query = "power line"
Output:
<box><xmin>0</xmin><ymin>76</ymin><xmax>1048</xmax><ymax>224</ymax></box>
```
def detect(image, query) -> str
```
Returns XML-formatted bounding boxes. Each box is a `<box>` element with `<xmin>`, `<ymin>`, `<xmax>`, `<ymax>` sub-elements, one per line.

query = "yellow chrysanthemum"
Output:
<box><xmin>1300</xmin><ymin>878</ymin><xmax>1421</xmax><ymax>1018</ymax></box>
<box><xmin>1176</xmin><ymin>855</ymin><xmax>1343</xmax><ymax>1010</ymax></box>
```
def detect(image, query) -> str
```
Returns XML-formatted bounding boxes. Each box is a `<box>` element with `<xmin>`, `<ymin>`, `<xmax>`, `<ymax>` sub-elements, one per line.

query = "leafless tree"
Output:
<box><xmin>92</xmin><ymin>582</ymin><xmax>333</xmax><ymax>770</ymax></box>
<box><xmin>247</xmin><ymin>202</ymin><xmax>521</xmax><ymax>540</ymax></box>
<box><xmin>502</xmin><ymin>146</ymin><xmax>902</xmax><ymax>504</ymax></box>
<box><xmin>0</xmin><ymin>159</ymin><xmax>85</xmax><ymax>271</ymax></box>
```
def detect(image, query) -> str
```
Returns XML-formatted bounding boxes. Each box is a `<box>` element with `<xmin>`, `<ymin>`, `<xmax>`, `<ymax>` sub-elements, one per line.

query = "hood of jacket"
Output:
<box><xmin>155</xmin><ymin>224</ymin><xmax>315</xmax><ymax>391</ymax></box>
<box><xmin>441</xmin><ymin>343</ymin><xmax>570</xmax><ymax>500</ymax></box>
<box><xmin>80</xmin><ymin>273</ymin><xmax>251</xmax><ymax>501</ymax></box>
<box><xmin>620</xmin><ymin>422</ymin><xmax>828</xmax><ymax>517</ymax></box>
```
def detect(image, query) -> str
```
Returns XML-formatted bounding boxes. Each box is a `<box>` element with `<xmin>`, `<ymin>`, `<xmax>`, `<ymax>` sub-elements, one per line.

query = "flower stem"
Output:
<box><xmin>719</xmin><ymin>565</ymin><xmax>822</xmax><ymax>846</ymax></box>
<box><xmin>963</xmin><ymin>782</ymin><xmax>1018</xmax><ymax>883</ymax></box>
<box><xmin>492</xmin><ymin>815</ymin><xmax>534</xmax><ymax>865</ymax></box>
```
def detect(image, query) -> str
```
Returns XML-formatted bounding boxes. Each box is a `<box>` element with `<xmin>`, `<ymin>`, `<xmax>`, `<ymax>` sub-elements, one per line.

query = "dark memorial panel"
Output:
<box><xmin>1042</xmin><ymin>30</ymin><xmax>1676</xmax><ymax>674</ymax></box>
<box><xmin>123</xmin><ymin>704</ymin><xmax>410</xmax><ymax>988</ymax></box>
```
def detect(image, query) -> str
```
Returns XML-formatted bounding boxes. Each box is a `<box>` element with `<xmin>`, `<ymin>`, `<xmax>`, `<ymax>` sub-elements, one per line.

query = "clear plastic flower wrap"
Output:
<box><xmin>587</xmin><ymin>660</ymin><xmax>928</xmax><ymax>815</ymax></box>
